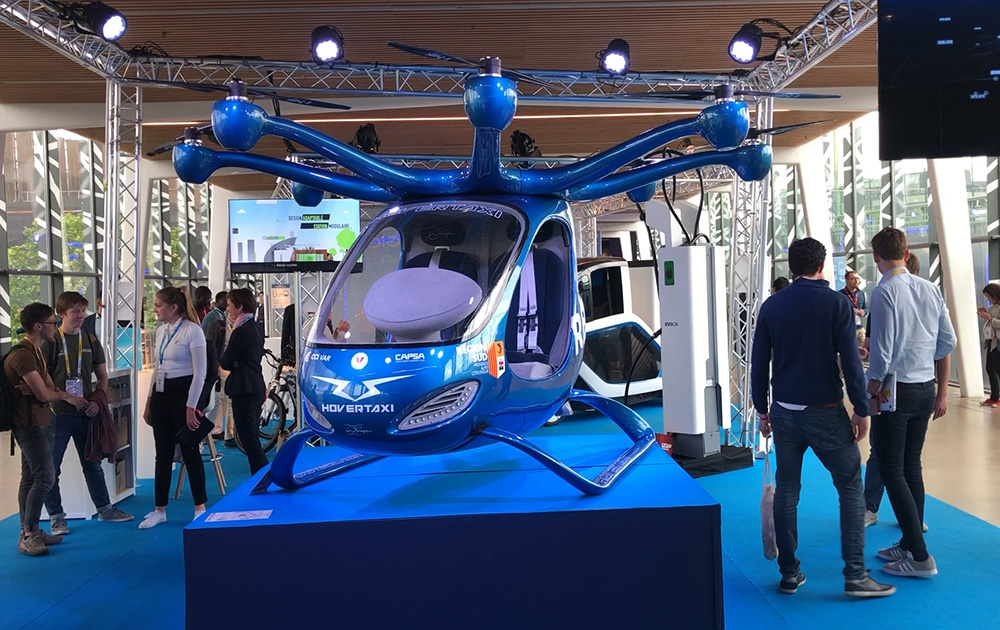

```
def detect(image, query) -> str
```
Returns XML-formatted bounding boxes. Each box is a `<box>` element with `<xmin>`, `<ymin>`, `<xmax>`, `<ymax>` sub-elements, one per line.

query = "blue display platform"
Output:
<box><xmin>184</xmin><ymin>434</ymin><xmax>723</xmax><ymax>630</ymax></box>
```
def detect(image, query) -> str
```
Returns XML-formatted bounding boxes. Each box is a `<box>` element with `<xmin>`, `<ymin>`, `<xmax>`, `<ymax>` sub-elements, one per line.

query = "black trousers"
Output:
<box><xmin>986</xmin><ymin>347</ymin><xmax>1000</xmax><ymax>401</ymax></box>
<box><xmin>872</xmin><ymin>380</ymin><xmax>935</xmax><ymax>562</ymax></box>
<box><xmin>231</xmin><ymin>392</ymin><xmax>269</xmax><ymax>474</ymax></box>
<box><xmin>150</xmin><ymin>376</ymin><xmax>207</xmax><ymax>507</ymax></box>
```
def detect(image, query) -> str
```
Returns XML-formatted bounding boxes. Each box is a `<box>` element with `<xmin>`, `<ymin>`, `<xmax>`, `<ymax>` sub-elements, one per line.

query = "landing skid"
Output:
<box><xmin>260</xmin><ymin>390</ymin><xmax>653</xmax><ymax>495</ymax></box>
<box><xmin>481</xmin><ymin>390</ymin><xmax>655</xmax><ymax>494</ymax></box>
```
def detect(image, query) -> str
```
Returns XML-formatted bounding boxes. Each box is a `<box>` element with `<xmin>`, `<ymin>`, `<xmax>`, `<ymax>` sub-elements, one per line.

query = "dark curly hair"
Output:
<box><xmin>788</xmin><ymin>238</ymin><xmax>826</xmax><ymax>278</ymax></box>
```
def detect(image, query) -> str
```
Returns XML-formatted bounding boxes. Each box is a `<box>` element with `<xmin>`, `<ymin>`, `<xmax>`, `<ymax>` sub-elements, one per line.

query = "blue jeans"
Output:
<box><xmin>44</xmin><ymin>413</ymin><xmax>112</xmax><ymax>518</ymax></box>
<box><xmin>770</xmin><ymin>404</ymin><xmax>867</xmax><ymax>581</ymax></box>
<box><xmin>12</xmin><ymin>425</ymin><xmax>55</xmax><ymax>533</ymax></box>
<box><xmin>863</xmin><ymin>430</ymin><xmax>884</xmax><ymax>513</ymax></box>
<box><xmin>871</xmin><ymin>380</ymin><xmax>935</xmax><ymax>562</ymax></box>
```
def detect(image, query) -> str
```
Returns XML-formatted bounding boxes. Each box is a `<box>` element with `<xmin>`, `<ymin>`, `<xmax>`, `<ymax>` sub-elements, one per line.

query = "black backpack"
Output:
<box><xmin>1</xmin><ymin>346</ymin><xmax>34</xmax><ymax>454</ymax></box>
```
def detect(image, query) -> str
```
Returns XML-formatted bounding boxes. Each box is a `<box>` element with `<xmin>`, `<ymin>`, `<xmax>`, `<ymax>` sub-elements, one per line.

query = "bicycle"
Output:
<box><xmin>235</xmin><ymin>348</ymin><xmax>297</xmax><ymax>455</ymax></box>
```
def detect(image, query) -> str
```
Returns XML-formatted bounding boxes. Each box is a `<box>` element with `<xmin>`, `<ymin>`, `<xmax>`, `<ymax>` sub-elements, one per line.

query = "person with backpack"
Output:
<box><xmin>3</xmin><ymin>303</ymin><xmax>88</xmax><ymax>556</ymax></box>
<box><xmin>41</xmin><ymin>292</ymin><xmax>134</xmax><ymax>536</ymax></box>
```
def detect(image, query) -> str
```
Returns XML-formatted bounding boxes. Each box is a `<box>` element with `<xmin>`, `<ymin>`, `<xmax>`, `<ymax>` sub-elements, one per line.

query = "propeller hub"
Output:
<box><xmin>713</xmin><ymin>84</ymin><xmax>735</xmax><ymax>102</ymax></box>
<box><xmin>226</xmin><ymin>80</ymin><xmax>249</xmax><ymax>101</ymax></box>
<box><xmin>481</xmin><ymin>56</ymin><xmax>502</xmax><ymax>77</ymax></box>
<box><xmin>464</xmin><ymin>74</ymin><xmax>517</xmax><ymax>132</ymax></box>
<box><xmin>212</xmin><ymin>98</ymin><xmax>267</xmax><ymax>151</ymax></box>
<box><xmin>698</xmin><ymin>101</ymin><xmax>750</xmax><ymax>150</ymax></box>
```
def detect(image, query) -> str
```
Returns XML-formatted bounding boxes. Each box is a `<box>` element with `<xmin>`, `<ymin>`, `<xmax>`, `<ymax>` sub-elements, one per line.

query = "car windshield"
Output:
<box><xmin>309</xmin><ymin>200</ymin><xmax>524</xmax><ymax>347</ymax></box>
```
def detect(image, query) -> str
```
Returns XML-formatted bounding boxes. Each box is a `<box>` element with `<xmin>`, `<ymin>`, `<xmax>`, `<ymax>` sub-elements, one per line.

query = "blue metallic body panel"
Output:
<box><xmin>172</xmin><ymin>67</ymin><xmax>773</xmax><ymax>494</ymax></box>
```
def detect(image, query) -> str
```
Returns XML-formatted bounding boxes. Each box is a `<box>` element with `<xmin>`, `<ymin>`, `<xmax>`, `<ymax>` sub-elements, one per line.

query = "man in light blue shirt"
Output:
<box><xmin>866</xmin><ymin>227</ymin><xmax>956</xmax><ymax>579</ymax></box>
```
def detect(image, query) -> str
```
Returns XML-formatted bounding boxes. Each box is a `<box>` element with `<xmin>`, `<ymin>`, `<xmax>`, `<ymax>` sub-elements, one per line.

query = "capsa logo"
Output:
<box><xmin>395</xmin><ymin>352</ymin><xmax>426</xmax><ymax>362</ymax></box>
<box><xmin>351</xmin><ymin>352</ymin><xmax>369</xmax><ymax>370</ymax></box>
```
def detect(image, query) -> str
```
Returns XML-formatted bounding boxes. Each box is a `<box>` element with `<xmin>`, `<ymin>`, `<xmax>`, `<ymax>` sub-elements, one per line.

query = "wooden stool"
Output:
<box><xmin>175</xmin><ymin>433</ymin><xmax>226</xmax><ymax>499</ymax></box>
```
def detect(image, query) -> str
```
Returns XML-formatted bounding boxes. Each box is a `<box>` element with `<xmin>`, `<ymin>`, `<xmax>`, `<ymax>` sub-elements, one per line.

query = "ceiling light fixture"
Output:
<box><xmin>728</xmin><ymin>19</ymin><xmax>794</xmax><ymax>64</ymax></box>
<box><xmin>311</xmin><ymin>25</ymin><xmax>345</xmax><ymax>63</ymax></box>
<box><xmin>59</xmin><ymin>2</ymin><xmax>127</xmax><ymax>41</ymax></box>
<box><xmin>598</xmin><ymin>38</ymin><xmax>631</xmax><ymax>75</ymax></box>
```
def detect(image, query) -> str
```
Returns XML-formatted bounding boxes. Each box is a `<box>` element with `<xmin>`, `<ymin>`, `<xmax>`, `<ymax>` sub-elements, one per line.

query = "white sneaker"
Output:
<box><xmin>138</xmin><ymin>510</ymin><xmax>167</xmax><ymax>530</ymax></box>
<box><xmin>192</xmin><ymin>510</ymin><xmax>206</xmax><ymax>522</ymax></box>
<box><xmin>864</xmin><ymin>510</ymin><xmax>878</xmax><ymax>527</ymax></box>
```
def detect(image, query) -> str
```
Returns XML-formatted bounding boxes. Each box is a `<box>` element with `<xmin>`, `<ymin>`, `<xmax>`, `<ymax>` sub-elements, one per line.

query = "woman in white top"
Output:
<box><xmin>139</xmin><ymin>287</ymin><xmax>208</xmax><ymax>529</ymax></box>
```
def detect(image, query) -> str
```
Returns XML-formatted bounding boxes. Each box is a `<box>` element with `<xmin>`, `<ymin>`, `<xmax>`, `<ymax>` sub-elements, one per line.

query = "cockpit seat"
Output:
<box><xmin>504</xmin><ymin>247</ymin><xmax>566</xmax><ymax>377</ymax></box>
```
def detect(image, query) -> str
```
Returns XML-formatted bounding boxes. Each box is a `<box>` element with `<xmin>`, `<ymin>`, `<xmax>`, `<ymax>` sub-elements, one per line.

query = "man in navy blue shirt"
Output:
<box><xmin>752</xmin><ymin>237</ymin><xmax>894</xmax><ymax>598</ymax></box>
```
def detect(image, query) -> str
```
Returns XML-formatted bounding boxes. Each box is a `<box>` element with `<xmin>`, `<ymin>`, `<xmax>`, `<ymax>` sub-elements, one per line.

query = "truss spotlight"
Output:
<box><xmin>81</xmin><ymin>2</ymin><xmax>126</xmax><ymax>41</ymax></box>
<box><xmin>598</xmin><ymin>39</ymin><xmax>631</xmax><ymax>75</ymax></box>
<box><xmin>350</xmin><ymin>123</ymin><xmax>380</xmax><ymax>154</ymax></box>
<box><xmin>728</xmin><ymin>19</ymin><xmax>793</xmax><ymax>64</ymax></box>
<box><xmin>312</xmin><ymin>26</ymin><xmax>345</xmax><ymax>62</ymax></box>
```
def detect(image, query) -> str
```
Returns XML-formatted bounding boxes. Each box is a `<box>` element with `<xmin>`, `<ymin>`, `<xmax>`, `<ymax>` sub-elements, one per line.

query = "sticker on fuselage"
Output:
<box><xmin>488</xmin><ymin>341</ymin><xmax>506</xmax><ymax>378</ymax></box>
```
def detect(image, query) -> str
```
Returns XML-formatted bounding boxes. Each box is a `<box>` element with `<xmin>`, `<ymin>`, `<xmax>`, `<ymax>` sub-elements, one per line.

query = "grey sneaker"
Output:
<box><xmin>922</xmin><ymin>522</ymin><xmax>929</xmax><ymax>533</ymax></box>
<box><xmin>883</xmin><ymin>555</ymin><xmax>937</xmax><ymax>577</ymax></box>
<box><xmin>877</xmin><ymin>541</ymin><xmax>911</xmax><ymax>562</ymax></box>
<box><xmin>18</xmin><ymin>531</ymin><xmax>49</xmax><ymax>557</ymax></box>
<box><xmin>864</xmin><ymin>510</ymin><xmax>878</xmax><ymax>528</ymax></box>
<box><xmin>99</xmin><ymin>507</ymin><xmax>134</xmax><ymax>523</ymax></box>
<box><xmin>845</xmin><ymin>574</ymin><xmax>897</xmax><ymax>597</ymax></box>
<box><xmin>50</xmin><ymin>516</ymin><xmax>70</xmax><ymax>536</ymax></box>
<box><xmin>779</xmin><ymin>572</ymin><xmax>806</xmax><ymax>594</ymax></box>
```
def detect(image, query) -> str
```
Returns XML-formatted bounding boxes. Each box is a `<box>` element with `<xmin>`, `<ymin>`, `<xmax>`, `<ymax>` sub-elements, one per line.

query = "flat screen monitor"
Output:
<box><xmin>878</xmin><ymin>1</ymin><xmax>1000</xmax><ymax>160</ymax></box>
<box><xmin>229</xmin><ymin>198</ymin><xmax>361</xmax><ymax>273</ymax></box>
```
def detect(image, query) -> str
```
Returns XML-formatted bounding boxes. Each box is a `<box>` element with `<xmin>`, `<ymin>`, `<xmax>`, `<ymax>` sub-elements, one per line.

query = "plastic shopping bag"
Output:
<box><xmin>761</xmin><ymin>443</ymin><xmax>778</xmax><ymax>561</ymax></box>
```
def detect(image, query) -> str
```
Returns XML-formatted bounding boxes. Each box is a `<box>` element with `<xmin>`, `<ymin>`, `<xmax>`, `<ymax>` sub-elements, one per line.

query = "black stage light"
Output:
<box><xmin>350</xmin><ymin>123</ymin><xmax>380</xmax><ymax>154</ymax></box>
<box><xmin>729</xmin><ymin>23</ymin><xmax>763</xmax><ymax>64</ymax></box>
<box><xmin>728</xmin><ymin>19</ymin><xmax>793</xmax><ymax>65</ymax></box>
<box><xmin>78</xmin><ymin>2</ymin><xmax>127</xmax><ymax>41</ymax></box>
<box><xmin>598</xmin><ymin>38</ymin><xmax>631</xmax><ymax>75</ymax></box>
<box><xmin>312</xmin><ymin>25</ymin><xmax>345</xmax><ymax>63</ymax></box>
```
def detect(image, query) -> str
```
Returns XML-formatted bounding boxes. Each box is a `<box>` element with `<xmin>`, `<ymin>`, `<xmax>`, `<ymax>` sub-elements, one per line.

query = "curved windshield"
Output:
<box><xmin>309</xmin><ymin>200</ymin><xmax>524</xmax><ymax>347</ymax></box>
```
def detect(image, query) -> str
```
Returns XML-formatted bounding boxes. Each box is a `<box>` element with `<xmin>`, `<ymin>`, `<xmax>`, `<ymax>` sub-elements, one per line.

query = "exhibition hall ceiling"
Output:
<box><xmin>2</xmin><ymin>0</ymin><xmax>875</xmax><ymax>188</ymax></box>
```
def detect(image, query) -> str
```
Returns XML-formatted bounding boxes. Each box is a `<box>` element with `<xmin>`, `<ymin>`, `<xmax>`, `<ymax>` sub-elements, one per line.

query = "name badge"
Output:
<box><xmin>65</xmin><ymin>378</ymin><xmax>84</xmax><ymax>398</ymax></box>
<box><xmin>155</xmin><ymin>370</ymin><xmax>165</xmax><ymax>393</ymax></box>
<box><xmin>855</xmin><ymin>314</ymin><xmax>862</xmax><ymax>327</ymax></box>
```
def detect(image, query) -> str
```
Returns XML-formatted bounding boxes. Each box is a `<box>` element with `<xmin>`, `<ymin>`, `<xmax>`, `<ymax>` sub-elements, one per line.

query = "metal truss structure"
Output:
<box><xmin>1</xmin><ymin>0</ymin><xmax>877</xmax><ymax>433</ymax></box>
<box><xmin>743</xmin><ymin>0</ymin><xmax>879</xmax><ymax>93</ymax></box>
<box><xmin>727</xmin><ymin>101</ymin><xmax>773</xmax><ymax>449</ymax></box>
<box><xmin>100</xmin><ymin>80</ymin><xmax>144</xmax><ymax>371</ymax></box>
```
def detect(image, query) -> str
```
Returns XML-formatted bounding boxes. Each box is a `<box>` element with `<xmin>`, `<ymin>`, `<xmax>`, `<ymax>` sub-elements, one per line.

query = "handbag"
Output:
<box><xmin>761</xmin><ymin>441</ymin><xmax>778</xmax><ymax>561</ymax></box>
<box><xmin>175</xmin><ymin>408</ymin><xmax>214</xmax><ymax>449</ymax></box>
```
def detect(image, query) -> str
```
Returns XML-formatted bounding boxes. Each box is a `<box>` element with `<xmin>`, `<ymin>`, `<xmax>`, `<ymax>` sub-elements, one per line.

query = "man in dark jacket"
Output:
<box><xmin>751</xmin><ymin>238</ymin><xmax>893</xmax><ymax>598</ymax></box>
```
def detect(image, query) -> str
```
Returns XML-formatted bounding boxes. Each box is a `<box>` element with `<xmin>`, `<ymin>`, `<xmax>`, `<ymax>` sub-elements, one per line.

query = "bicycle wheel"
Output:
<box><xmin>257</xmin><ymin>392</ymin><xmax>288</xmax><ymax>453</ymax></box>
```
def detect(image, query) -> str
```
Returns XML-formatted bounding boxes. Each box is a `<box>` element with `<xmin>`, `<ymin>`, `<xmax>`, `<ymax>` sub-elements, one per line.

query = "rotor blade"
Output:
<box><xmin>386</xmin><ymin>41</ymin><xmax>477</xmax><ymax>67</ymax></box>
<box><xmin>247</xmin><ymin>89</ymin><xmax>350</xmax><ymax>110</ymax></box>
<box><xmin>145</xmin><ymin>141</ymin><xmax>178</xmax><ymax>157</ymax></box>
<box><xmin>734</xmin><ymin>89</ymin><xmax>841</xmax><ymax>100</ymax></box>
<box><xmin>501</xmin><ymin>68</ymin><xmax>550</xmax><ymax>87</ymax></box>
<box><xmin>625</xmin><ymin>91</ymin><xmax>718</xmax><ymax>101</ymax></box>
<box><xmin>747</xmin><ymin>119</ymin><xmax>832</xmax><ymax>140</ymax></box>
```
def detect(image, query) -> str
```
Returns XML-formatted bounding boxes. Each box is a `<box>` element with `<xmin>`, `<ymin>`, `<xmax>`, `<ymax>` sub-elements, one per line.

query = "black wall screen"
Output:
<box><xmin>878</xmin><ymin>1</ymin><xmax>1000</xmax><ymax>160</ymax></box>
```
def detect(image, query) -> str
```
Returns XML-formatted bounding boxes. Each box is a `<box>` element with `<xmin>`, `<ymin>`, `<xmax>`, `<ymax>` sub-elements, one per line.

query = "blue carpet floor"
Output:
<box><xmin>0</xmin><ymin>414</ymin><xmax>997</xmax><ymax>629</ymax></box>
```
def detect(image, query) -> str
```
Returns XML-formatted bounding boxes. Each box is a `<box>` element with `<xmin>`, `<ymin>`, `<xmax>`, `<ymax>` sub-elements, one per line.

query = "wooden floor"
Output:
<box><xmin>2</xmin><ymin>386</ymin><xmax>998</xmax><ymax>526</ymax></box>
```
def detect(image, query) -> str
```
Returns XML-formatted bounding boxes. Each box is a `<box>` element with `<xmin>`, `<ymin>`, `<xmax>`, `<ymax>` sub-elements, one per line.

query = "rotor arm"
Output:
<box><xmin>172</xmin><ymin>143</ymin><xmax>399</xmax><ymax>203</ymax></box>
<box><xmin>265</xmin><ymin>116</ymin><xmax>467</xmax><ymax>196</ymax></box>
<box><xmin>517</xmin><ymin>100</ymin><xmax>750</xmax><ymax>196</ymax></box>
<box><xmin>566</xmin><ymin>143</ymin><xmax>772</xmax><ymax>202</ymax></box>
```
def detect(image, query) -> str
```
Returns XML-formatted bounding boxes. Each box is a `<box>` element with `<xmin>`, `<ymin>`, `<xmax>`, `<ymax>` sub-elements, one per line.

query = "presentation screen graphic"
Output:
<box><xmin>229</xmin><ymin>198</ymin><xmax>361</xmax><ymax>273</ymax></box>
